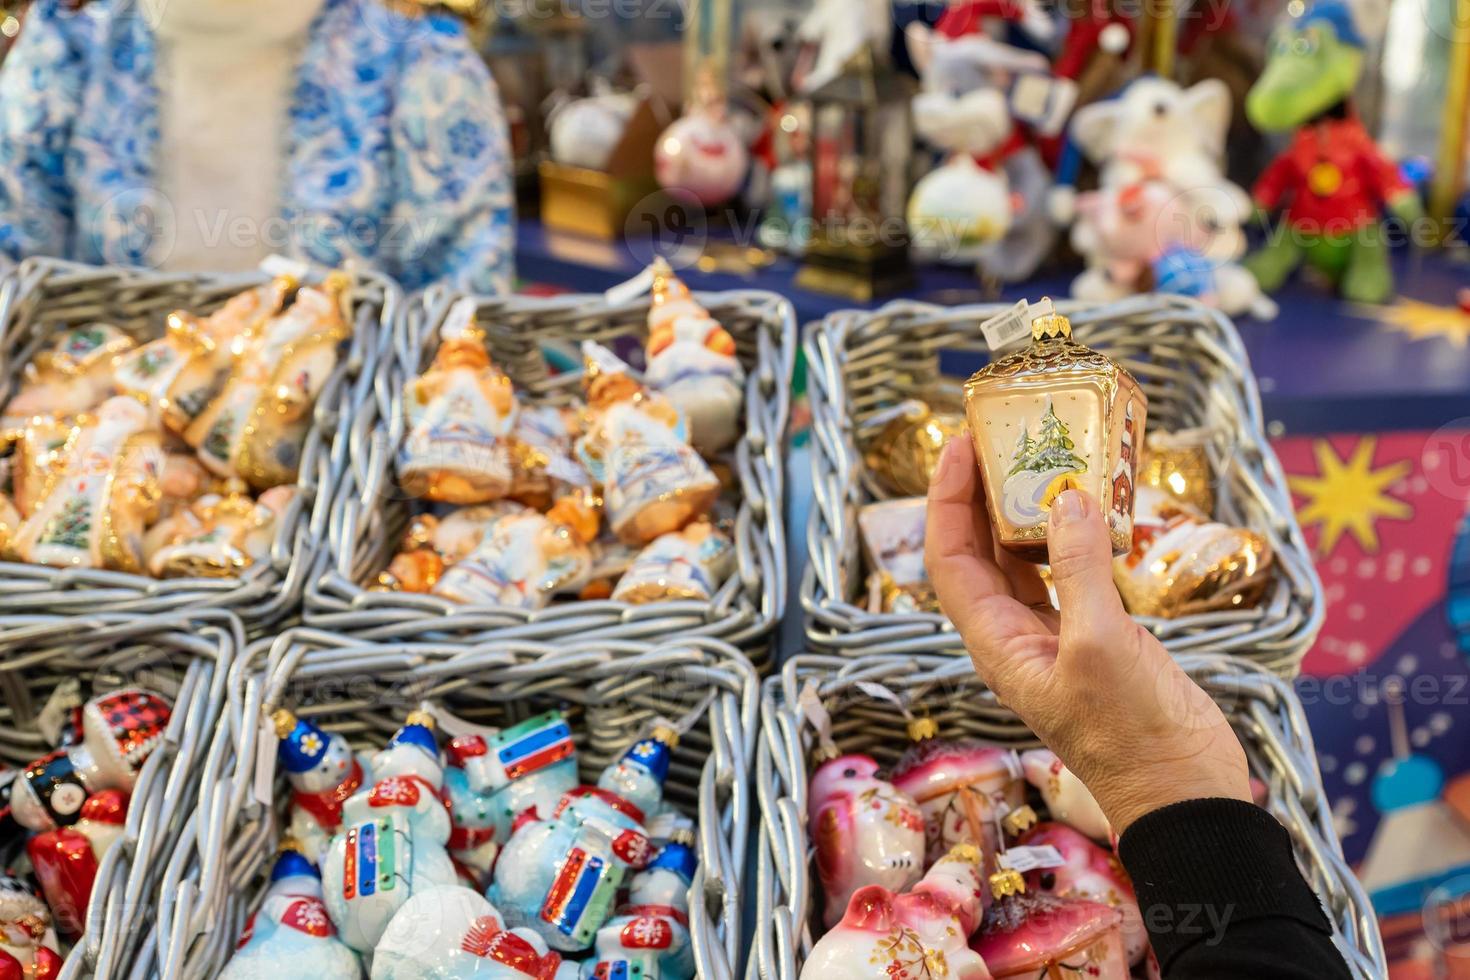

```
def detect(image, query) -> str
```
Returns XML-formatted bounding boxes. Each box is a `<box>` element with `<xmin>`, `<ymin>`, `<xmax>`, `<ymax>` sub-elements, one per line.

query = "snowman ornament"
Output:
<box><xmin>274</xmin><ymin>709</ymin><xmax>369</xmax><ymax>862</ymax></box>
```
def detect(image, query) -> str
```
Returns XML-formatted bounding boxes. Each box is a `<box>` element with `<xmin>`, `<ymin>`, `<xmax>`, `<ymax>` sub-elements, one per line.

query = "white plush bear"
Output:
<box><xmin>1053</xmin><ymin>77</ymin><xmax>1237</xmax><ymax>223</ymax></box>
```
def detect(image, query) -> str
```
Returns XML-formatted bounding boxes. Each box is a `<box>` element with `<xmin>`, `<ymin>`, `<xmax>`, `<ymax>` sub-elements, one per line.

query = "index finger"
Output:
<box><xmin>924</xmin><ymin>434</ymin><xmax>1015</xmax><ymax>603</ymax></box>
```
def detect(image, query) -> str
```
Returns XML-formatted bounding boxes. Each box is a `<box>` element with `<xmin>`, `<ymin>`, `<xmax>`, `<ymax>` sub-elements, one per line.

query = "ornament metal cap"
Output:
<box><xmin>650</xmin><ymin>723</ymin><xmax>679</xmax><ymax>748</ymax></box>
<box><xmin>945</xmin><ymin>842</ymin><xmax>982</xmax><ymax>865</ymax></box>
<box><xmin>1002</xmin><ymin>804</ymin><xmax>1038</xmax><ymax>837</ymax></box>
<box><xmin>811</xmin><ymin>741</ymin><xmax>841</xmax><ymax>764</ymax></box>
<box><xmin>907</xmin><ymin>717</ymin><xmax>939</xmax><ymax>742</ymax></box>
<box><xmin>277</xmin><ymin>835</ymin><xmax>307</xmax><ymax>856</ymax></box>
<box><xmin>271</xmin><ymin>708</ymin><xmax>297</xmax><ymax>739</ymax></box>
<box><xmin>405</xmin><ymin>710</ymin><xmax>436</xmax><ymax>729</ymax></box>
<box><xmin>1029</xmin><ymin>297</ymin><xmax>1072</xmax><ymax>341</ymax></box>
<box><xmin>990</xmin><ymin>868</ymin><xmax>1027</xmax><ymax>900</ymax></box>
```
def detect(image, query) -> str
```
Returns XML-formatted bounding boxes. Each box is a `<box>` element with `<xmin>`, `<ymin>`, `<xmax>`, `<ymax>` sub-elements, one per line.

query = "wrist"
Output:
<box><xmin>1088</xmin><ymin>762</ymin><xmax>1252</xmax><ymax>835</ymax></box>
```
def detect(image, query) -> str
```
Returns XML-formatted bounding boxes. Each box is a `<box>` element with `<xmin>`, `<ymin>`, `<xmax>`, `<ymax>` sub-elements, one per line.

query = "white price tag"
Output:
<box><xmin>998</xmin><ymin>845</ymin><xmax>1066</xmax><ymax>872</ymax></box>
<box><xmin>441</xmin><ymin>297</ymin><xmax>479</xmax><ymax>340</ymax></box>
<box><xmin>980</xmin><ymin>299</ymin><xmax>1032</xmax><ymax>353</ymax></box>
<box><xmin>253</xmin><ymin>712</ymin><xmax>280</xmax><ymax>807</ymax></box>
<box><xmin>259</xmin><ymin>254</ymin><xmax>311</xmax><ymax>282</ymax></box>
<box><xmin>36</xmin><ymin>678</ymin><xmax>82</xmax><ymax>747</ymax></box>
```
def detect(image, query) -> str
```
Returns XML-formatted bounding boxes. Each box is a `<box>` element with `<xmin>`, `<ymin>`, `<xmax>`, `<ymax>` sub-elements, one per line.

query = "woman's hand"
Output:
<box><xmin>925</xmin><ymin>435</ymin><xmax>1251</xmax><ymax>834</ymax></box>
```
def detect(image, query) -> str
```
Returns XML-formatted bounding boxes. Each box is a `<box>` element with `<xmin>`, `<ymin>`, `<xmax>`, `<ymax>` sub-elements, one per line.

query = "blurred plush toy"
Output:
<box><xmin>1071</xmin><ymin>178</ymin><xmax>1278</xmax><ymax>319</ymax></box>
<box><xmin>1054</xmin><ymin>77</ymin><xmax>1239</xmax><ymax>221</ymax></box>
<box><xmin>1243</xmin><ymin>0</ymin><xmax>1422</xmax><ymax>303</ymax></box>
<box><xmin>792</xmin><ymin>0</ymin><xmax>893</xmax><ymax>94</ymax></box>
<box><xmin>905</xmin><ymin>16</ymin><xmax>1061</xmax><ymax>281</ymax></box>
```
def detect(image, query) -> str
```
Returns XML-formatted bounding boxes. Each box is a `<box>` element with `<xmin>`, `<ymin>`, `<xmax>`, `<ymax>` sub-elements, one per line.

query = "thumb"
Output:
<box><xmin>1046</xmin><ymin>489</ymin><xmax>1131</xmax><ymax>642</ymax></box>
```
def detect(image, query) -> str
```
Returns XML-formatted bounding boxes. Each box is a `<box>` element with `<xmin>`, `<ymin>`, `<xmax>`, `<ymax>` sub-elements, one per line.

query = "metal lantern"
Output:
<box><xmin>796</xmin><ymin>48</ymin><xmax>917</xmax><ymax>301</ymax></box>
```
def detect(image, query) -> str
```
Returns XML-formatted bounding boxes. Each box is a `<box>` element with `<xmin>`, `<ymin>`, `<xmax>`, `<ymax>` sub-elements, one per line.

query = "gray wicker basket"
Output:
<box><xmin>751</xmin><ymin>652</ymin><xmax>1386</xmax><ymax>980</ymax></box>
<box><xmin>306</xmin><ymin>285</ymin><xmax>795</xmax><ymax>668</ymax></box>
<box><xmin>804</xmin><ymin>295</ymin><xmax>1324</xmax><ymax>675</ymax></box>
<box><xmin>152</xmin><ymin>630</ymin><xmax>758</xmax><ymax>980</ymax></box>
<box><xmin>0</xmin><ymin>258</ymin><xmax>397</xmax><ymax>629</ymax></box>
<box><xmin>0</xmin><ymin>610</ymin><xmax>241</xmax><ymax>980</ymax></box>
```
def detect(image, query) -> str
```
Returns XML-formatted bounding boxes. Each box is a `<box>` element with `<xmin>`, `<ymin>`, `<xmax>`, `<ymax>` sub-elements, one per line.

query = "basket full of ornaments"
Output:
<box><xmin>0</xmin><ymin>611</ymin><xmax>239</xmax><ymax>979</ymax></box>
<box><xmin>804</xmin><ymin>294</ymin><xmax>1323</xmax><ymax>675</ymax></box>
<box><xmin>154</xmin><ymin>630</ymin><xmax>758</xmax><ymax>980</ymax></box>
<box><xmin>0</xmin><ymin>258</ymin><xmax>392</xmax><ymax>628</ymax></box>
<box><xmin>752</xmin><ymin>653</ymin><xmax>1385</xmax><ymax>980</ymax></box>
<box><xmin>309</xmin><ymin>259</ymin><xmax>795</xmax><ymax>665</ymax></box>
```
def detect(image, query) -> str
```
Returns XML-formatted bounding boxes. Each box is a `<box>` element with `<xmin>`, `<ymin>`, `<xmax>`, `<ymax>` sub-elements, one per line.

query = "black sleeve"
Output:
<box><xmin>1117</xmin><ymin>798</ymin><xmax>1356</xmax><ymax>979</ymax></box>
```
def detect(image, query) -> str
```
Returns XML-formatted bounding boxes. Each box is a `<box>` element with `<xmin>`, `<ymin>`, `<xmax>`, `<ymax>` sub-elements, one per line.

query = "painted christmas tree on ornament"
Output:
<box><xmin>964</xmin><ymin>299</ymin><xmax>1146</xmax><ymax>562</ymax></box>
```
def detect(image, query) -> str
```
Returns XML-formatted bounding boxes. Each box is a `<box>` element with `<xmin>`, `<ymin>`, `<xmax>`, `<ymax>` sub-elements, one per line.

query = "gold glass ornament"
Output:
<box><xmin>0</xmin><ymin>324</ymin><xmax>135</xmax><ymax>435</ymax></box>
<box><xmin>1138</xmin><ymin>428</ymin><xmax>1216</xmax><ymax>515</ymax></box>
<box><xmin>114</xmin><ymin>276</ymin><xmax>294</xmax><ymax>434</ymax></box>
<box><xmin>147</xmin><ymin>485</ymin><xmax>294</xmax><ymax>578</ymax></box>
<box><xmin>963</xmin><ymin>299</ymin><xmax>1147</xmax><ymax>563</ymax></box>
<box><xmin>375</xmin><ymin>515</ymin><xmax>447</xmax><ymax>593</ymax></box>
<box><xmin>399</xmin><ymin>314</ymin><xmax>519</xmax><ymax>505</ymax></box>
<box><xmin>575</xmin><ymin>342</ymin><xmax>720</xmax><ymax>545</ymax></box>
<box><xmin>11</xmin><ymin>396</ymin><xmax>163</xmax><ymax>573</ymax></box>
<box><xmin>1114</xmin><ymin>485</ymin><xmax>1273</xmax><ymax>618</ymax></box>
<box><xmin>185</xmin><ymin>275</ymin><xmax>351</xmax><ymax>491</ymax></box>
<box><xmin>862</xmin><ymin>400</ymin><xmax>966</xmax><ymax>497</ymax></box>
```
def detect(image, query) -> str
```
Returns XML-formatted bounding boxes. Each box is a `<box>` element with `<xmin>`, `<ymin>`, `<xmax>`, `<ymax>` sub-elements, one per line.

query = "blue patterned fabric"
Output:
<box><xmin>0</xmin><ymin>0</ymin><xmax>514</xmax><ymax>294</ymax></box>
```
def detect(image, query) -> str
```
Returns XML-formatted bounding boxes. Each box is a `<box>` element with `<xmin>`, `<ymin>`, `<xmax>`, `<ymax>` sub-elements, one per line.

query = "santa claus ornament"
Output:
<box><xmin>0</xmin><ymin>873</ymin><xmax>62</xmax><ymax>980</ymax></box>
<box><xmin>641</xmin><ymin>260</ymin><xmax>745</xmax><ymax>456</ymax></box>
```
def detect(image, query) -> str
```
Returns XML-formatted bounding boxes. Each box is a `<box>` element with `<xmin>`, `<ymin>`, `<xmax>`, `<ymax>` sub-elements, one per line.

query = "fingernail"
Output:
<box><xmin>1052</xmin><ymin>489</ymin><xmax>1085</xmax><ymax>525</ymax></box>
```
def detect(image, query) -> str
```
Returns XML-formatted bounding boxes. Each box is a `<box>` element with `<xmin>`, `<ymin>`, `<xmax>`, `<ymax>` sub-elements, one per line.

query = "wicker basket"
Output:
<box><xmin>0</xmin><ymin>258</ymin><xmax>396</xmax><ymax>629</ymax></box>
<box><xmin>305</xmin><ymin>285</ymin><xmax>795</xmax><ymax>667</ymax></box>
<box><xmin>751</xmin><ymin>652</ymin><xmax>1386</xmax><ymax>980</ymax></box>
<box><xmin>804</xmin><ymin>295</ymin><xmax>1324</xmax><ymax>675</ymax></box>
<box><xmin>152</xmin><ymin>630</ymin><xmax>759</xmax><ymax>980</ymax></box>
<box><xmin>0</xmin><ymin>610</ymin><xmax>241</xmax><ymax>980</ymax></box>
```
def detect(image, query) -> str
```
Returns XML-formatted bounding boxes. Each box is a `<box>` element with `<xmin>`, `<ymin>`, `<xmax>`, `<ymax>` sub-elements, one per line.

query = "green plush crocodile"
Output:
<box><xmin>1243</xmin><ymin>0</ymin><xmax>1422</xmax><ymax>303</ymax></box>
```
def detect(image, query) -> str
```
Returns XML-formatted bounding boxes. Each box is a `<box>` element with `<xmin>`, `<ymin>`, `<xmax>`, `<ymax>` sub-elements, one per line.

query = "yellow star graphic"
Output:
<box><xmin>1358</xmin><ymin>297</ymin><xmax>1470</xmax><ymax>348</ymax></box>
<box><xmin>1288</xmin><ymin>437</ymin><xmax>1413</xmax><ymax>555</ymax></box>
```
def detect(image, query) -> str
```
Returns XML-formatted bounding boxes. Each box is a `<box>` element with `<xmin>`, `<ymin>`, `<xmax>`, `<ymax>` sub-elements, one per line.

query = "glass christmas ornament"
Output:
<box><xmin>398</xmin><ymin>313</ymin><xmax>519</xmax><ymax>505</ymax></box>
<box><xmin>0</xmin><ymin>324</ymin><xmax>135</xmax><ymax>434</ymax></box>
<box><xmin>217</xmin><ymin>839</ymin><xmax>361</xmax><ymax>980</ymax></box>
<box><xmin>972</xmin><ymin>868</ymin><xmax>1129</xmax><ymax>978</ymax></box>
<box><xmin>1114</xmin><ymin>484</ymin><xmax>1273</xmax><ymax>618</ymax></box>
<box><xmin>862</xmin><ymin>399</ymin><xmax>965</xmax><ymax>497</ymax></box>
<box><xmin>800</xmin><ymin>843</ymin><xmax>990</xmax><ymax>980</ymax></box>
<box><xmin>11</xmin><ymin>397</ymin><xmax>164</xmax><ymax>572</ymax></box>
<box><xmin>808</xmin><ymin>746</ymin><xmax>926</xmax><ymax>929</ymax></box>
<box><xmin>963</xmin><ymin>299</ymin><xmax>1146</xmax><ymax>562</ymax></box>
<box><xmin>889</xmin><ymin>720</ymin><xmax>1024</xmax><ymax>869</ymax></box>
<box><xmin>611</xmin><ymin>522</ymin><xmax>733</xmax><ymax>604</ymax></box>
